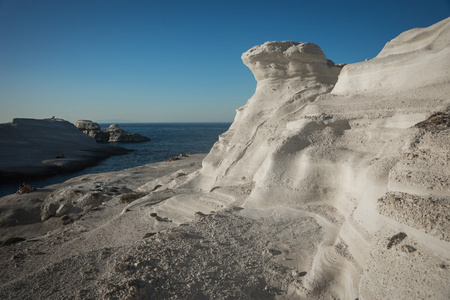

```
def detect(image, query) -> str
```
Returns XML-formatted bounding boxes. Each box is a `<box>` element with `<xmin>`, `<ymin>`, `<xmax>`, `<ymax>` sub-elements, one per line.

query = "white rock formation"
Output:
<box><xmin>332</xmin><ymin>16</ymin><xmax>450</xmax><ymax>96</ymax></box>
<box><xmin>241</xmin><ymin>41</ymin><xmax>341</xmax><ymax>82</ymax></box>
<box><xmin>103</xmin><ymin>124</ymin><xmax>151</xmax><ymax>143</ymax></box>
<box><xmin>166</xmin><ymin>18</ymin><xmax>450</xmax><ymax>298</ymax></box>
<box><xmin>194</xmin><ymin>41</ymin><xmax>342</xmax><ymax>191</ymax></box>
<box><xmin>1</xmin><ymin>18</ymin><xmax>449</xmax><ymax>300</ymax></box>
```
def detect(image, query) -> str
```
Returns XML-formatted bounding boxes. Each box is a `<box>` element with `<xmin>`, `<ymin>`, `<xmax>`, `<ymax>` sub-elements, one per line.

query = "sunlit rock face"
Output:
<box><xmin>74</xmin><ymin>120</ymin><xmax>101</xmax><ymax>132</ymax></box>
<box><xmin>191</xmin><ymin>41</ymin><xmax>342</xmax><ymax>191</ymax></box>
<box><xmin>74</xmin><ymin>120</ymin><xmax>109</xmax><ymax>143</ymax></box>
<box><xmin>332</xmin><ymin>17</ymin><xmax>450</xmax><ymax>96</ymax></box>
<box><xmin>4</xmin><ymin>19</ymin><xmax>446</xmax><ymax>300</ymax></box>
<box><xmin>183</xmin><ymin>18</ymin><xmax>450</xmax><ymax>299</ymax></box>
<box><xmin>242</xmin><ymin>41</ymin><xmax>341</xmax><ymax>83</ymax></box>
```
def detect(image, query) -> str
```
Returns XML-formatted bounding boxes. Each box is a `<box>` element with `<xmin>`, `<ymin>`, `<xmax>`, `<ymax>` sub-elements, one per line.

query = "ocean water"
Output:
<box><xmin>0</xmin><ymin>122</ymin><xmax>231</xmax><ymax>197</ymax></box>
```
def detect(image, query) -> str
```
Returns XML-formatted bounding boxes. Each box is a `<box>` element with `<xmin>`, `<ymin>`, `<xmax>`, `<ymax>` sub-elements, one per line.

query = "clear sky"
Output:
<box><xmin>0</xmin><ymin>0</ymin><xmax>449</xmax><ymax>123</ymax></box>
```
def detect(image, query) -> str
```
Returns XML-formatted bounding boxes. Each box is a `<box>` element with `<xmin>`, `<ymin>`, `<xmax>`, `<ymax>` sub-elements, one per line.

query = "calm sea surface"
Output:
<box><xmin>0</xmin><ymin>122</ymin><xmax>231</xmax><ymax>197</ymax></box>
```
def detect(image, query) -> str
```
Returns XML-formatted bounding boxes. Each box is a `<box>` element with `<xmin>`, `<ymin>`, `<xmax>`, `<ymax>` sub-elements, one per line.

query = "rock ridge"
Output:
<box><xmin>74</xmin><ymin>120</ymin><xmax>150</xmax><ymax>143</ymax></box>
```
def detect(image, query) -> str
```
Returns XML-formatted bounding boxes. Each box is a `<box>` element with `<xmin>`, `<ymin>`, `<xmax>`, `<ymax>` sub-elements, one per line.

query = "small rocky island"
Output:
<box><xmin>74</xmin><ymin>120</ymin><xmax>151</xmax><ymax>143</ymax></box>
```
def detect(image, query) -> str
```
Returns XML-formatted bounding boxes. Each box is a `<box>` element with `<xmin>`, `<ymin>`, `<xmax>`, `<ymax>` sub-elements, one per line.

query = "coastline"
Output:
<box><xmin>0</xmin><ymin>145</ymin><xmax>132</xmax><ymax>183</ymax></box>
<box><xmin>0</xmin><ymin>154</ymin><xmax>308</xmax><ymax>299</ymax></box>
<box><xmin>0</xmin><ymin>154</ymin><xmax>206</xmax><ymax>241</ymax></box>
<box><xmin>0</xmin><ymin>118</ymin><xmax>132</xmax><ymax>183</ymax></box>
<box><xmin>0</xmin><ymin>121</ymin><xmax>231</xmax><ymax>197</ymax></box>
<box><xmin>0</xmin><ymin>18</ymin><xmax>449</xmax><ymax>299</ymax></box>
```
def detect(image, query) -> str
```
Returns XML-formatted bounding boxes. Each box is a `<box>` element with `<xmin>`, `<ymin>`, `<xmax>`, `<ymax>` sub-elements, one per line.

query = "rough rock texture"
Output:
<box><xmin>194</xmin><ymin>41</ymin><xmax>342</xmax><ymax>191</ymax></box>
<box><xmin>377</xmin><ymin>192</ymin><xmax>449</xmax><ymax>242</ymax></box>
<box><xmin>104</xmin><ymin>124</ymin><xmax>151</xmax><ymax>143</ymax></box>
<box><xmin>0</xmin><ymin>118</ymin><xmax>129</xmax><ymax>181</ymax></box>
<box><xmin>74</xmin><ymin>120</ymin><xmax>110</xmax><ymax>143</ymax></box>
<box><xmin>0</xmin><ymin>18</ymin><xmax>449</xmax><ymax>300</ymax></box>
<box><xmin>74</xmin><ymin>119</ymin><xmax>101</xmax><ymax>131</ymax></box>
<box><xmin>241</xmin><ymin>41</ymin><xmax>341</xmax><ymax>82</ymax></box>
<box><xmin>185</xmin><ymin>17</ymin><xmax>450</xmax><ymax>298</ymax></box>
<box><xmin>74</xmin><ymin>120</ymin><xmax>151</xmax><ymax>143</ymax></box>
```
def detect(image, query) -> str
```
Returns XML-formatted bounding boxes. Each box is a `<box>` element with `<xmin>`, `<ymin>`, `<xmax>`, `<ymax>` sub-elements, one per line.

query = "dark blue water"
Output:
<box><xmin>0</xmin><ymin>122</ymin><xmax>231</xmax><ymax>197</ymax></box>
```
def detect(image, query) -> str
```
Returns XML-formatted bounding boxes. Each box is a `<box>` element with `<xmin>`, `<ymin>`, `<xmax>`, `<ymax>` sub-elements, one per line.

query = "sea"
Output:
<box><xmin>0</xmin><ymin>122</ymin><xmax>231</xmax><ymax>197</ymax></box>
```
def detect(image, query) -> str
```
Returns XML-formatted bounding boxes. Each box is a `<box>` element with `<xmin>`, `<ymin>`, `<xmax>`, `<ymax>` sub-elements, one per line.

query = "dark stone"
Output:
<box><xmin>143</xmin><ymin>232</ymin><xmax>157</xmax><ymax>238</ymax></box>
<box><xmin>1</xmin><ymin>237</ymin><xmax>25</xmax><ymax>247</ymax></box>
<box><xmin>387</xmin><ymin>232</ymin><xmax>407</xmax><ymax>249</ymax></box>
<box><xmin>120</xmin><ymin>192</ymin><xmax>145</xmax><ymax>204</ymax></box>
<box><xmin>415</xmin><ymin>110</ymin><xmax>450</xmax><ymax>131</ymax></box>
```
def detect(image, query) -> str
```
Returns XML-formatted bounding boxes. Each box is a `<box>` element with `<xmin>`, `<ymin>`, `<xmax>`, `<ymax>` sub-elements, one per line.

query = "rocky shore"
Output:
<box><xmin>0</xmin><ymin>118</ymin><xmax>131</xmax><ymax>182</ymax></box>
<box><xmin>74</xmin><ymin>120</ymin><xmax>151</xmax><ymax>143</ymax></box>
<box><xmin>0</xmin><ymin>18</ymin><xmax>449</xmax><ymax>299</ymax></box>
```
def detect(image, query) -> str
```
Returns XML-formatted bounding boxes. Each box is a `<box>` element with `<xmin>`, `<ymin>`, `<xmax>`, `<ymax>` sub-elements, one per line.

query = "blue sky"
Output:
<box><xmin>0</xmin><ymin>0</ymin><xmax>449</xmax><ymax>123</ymax></box>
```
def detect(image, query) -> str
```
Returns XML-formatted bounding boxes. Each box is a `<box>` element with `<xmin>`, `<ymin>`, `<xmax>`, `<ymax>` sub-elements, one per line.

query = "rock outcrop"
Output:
<box><xmin>73</xmin><ymin>119</ymin><xmax>101</xmax><ymax>132</ymax></box>
<box><xmin>155</xmin><ymin>18</ymin><xmax>450</xmax><ymax>299</ymax></box>
<box><xmin>195</xmin><ymin>41</ymin><xmax>342</xmax><ymax>190</ymax></box>
<box><xmin>332</xmin><ymin>16</ymin><xmax>450</xmax><ymax>96</ymax></box>
<box><xmin>0</xmin><ymin>118</ymin><xmax>129</xmax><ymax>181</ymax></box>
<box><xmin>241</xmin><ymin>41</ymin><xmax>341</xmax><ymax>82</ymax></box>
<box><xmin>104</xmin><ymin>124</ymin><xmax>151</xmax><ymax>143</ymax></box>
<box><xmin>74</xmin><ymin>120</ymin><xmax>110</xmax><ymax>143</ymax></box>
<box><xmin>74</xmin><ymin>120</ymin><xmax>150</xmax><ymax>143</ymax></box>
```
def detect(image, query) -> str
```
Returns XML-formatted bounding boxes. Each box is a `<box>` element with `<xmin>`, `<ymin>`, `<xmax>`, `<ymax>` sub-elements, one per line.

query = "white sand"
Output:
<box><xmin>0</xmin><ymin>17</ymin><xmax>449</xmax><ymax>299</ymax></box>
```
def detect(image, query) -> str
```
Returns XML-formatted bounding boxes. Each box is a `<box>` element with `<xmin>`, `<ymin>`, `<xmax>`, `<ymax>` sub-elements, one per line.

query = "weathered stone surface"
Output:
<box><xmin>242</xmin><ymin>41</ymin><xmax>341</xmax><ymax>82</ymax></box>
<box><xmin>74</xmin><ymin>120</ymin><xmax>101</xmax><ymax>131</ymax></box>
<box><xmin>1</xmin><ymin>18</ymin><xmax>450</xmax><ymax>300</ymax></box>
<box><xmin>74</xmin><ymin>120</ymin><xmax>109</xmax><ymax>143</ymax></box>
<box><xmin>90</xmin><ymin>131</ymin><xmax>110</xmax><ymax>143</ymax></box>
<box><xmin>378</xmin><ymin>192</ymin><xmax>450</xmax><ymax>242</ymax></box>
<box><xmin>41</xmin><ymin>202</ymin><xmax>58</xmax><ymax>221</ymax></box>
<box><xmin>74</xmin><ymin>121</ymin><xmax>150</xmax><ymax>143</ymax></box>
<box><xmin>103</xmin><ymin>124</ymin><xmax>150</xmax><ymax>143</ymax></box>
<box><xmin>55</xmin><ymin>203</ymin><xmax>72</xmax><ymax>218</ymax></box>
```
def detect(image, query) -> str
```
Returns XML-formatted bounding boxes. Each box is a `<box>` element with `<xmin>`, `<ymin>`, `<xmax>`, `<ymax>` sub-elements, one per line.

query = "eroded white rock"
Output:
<box><xmin>242</xmin><ymin>41</ymin><xmax>341</xmax><ymax>82</ymax></box>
